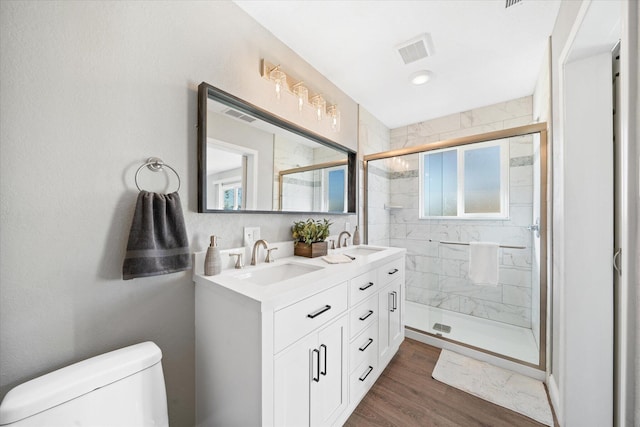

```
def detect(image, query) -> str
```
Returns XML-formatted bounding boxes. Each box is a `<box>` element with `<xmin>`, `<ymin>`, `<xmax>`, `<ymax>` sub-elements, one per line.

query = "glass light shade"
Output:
<box><xmin>292</xmin><ymin>84</ymin><xmax>308</xmax><ymax>112</ymax></box>
<box><xmin>327</xmin><ymin>105</ymin><xmax>341</xmax><ymax>132</ymax></box>
<box><xmin>409</xmin><ymin>70</ymin><xmax>433</xmax><ymax>85</ymax></box>
<box><xmin>311</xmin><ymin>95</ymin><xmax>325</xmax><ymax>121</ymax></box>
<box><xmin>269</xmin><ymin>67</ymin><xmax>287</xmax><ymax>99</ymax></box>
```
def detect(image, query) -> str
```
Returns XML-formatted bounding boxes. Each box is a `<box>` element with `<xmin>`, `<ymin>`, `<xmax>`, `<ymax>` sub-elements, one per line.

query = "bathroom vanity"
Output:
<box><xmin>193</xmin><ymin>245</ymin><xmax>405</xmax><ymax>426</ymax></box>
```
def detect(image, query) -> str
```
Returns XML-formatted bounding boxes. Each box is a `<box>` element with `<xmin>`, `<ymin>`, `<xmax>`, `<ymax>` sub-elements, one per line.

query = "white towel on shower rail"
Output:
<box><xmin>468</xmin><ymin>242</ymin><xmax>499</xmax><ymax>286</ymax></box>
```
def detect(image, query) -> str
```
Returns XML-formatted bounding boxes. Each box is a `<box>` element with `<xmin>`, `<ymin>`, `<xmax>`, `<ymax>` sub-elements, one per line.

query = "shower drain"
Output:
<box><xmin>432</xmin><ymin>323</ymin><xmax>452</xmax><ymax>333</ymax></box>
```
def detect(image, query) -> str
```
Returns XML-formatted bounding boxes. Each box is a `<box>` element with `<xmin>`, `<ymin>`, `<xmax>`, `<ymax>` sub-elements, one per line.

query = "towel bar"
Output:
<box><xmin>428</xmin><ymin>239</ymin><xmax>525</xmax><ymax>250</ymax></box>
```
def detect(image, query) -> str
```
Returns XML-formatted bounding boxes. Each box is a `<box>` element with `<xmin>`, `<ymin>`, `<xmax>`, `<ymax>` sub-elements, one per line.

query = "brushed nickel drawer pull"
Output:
<box><xmin>359</xmin><ymin>338</ymin><xmax>373</xmax><ymax>352</ymax></box>
<box><xmin>359</xmin><ymin>366</ymin><xmax>374</xmax><ymax>381</ymax></box>
<box><xmin>359</xmin><ymin>310</ymin><xmax>374</xmax><ymax>321</ymax></box>
<box><xmin>359</xmin><ymin>282</ymin><xmax>374</xmax><ymax>291</ymax></box>
<box><xmin>307</xmin><ymin>305</ymin><xmax>331</xmax><ymax>319</ymax></box>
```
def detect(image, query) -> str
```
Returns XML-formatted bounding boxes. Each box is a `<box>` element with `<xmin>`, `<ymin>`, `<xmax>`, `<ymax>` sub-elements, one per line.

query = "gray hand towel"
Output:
<box><xmin>122</xmin><ymin>191</ymin><xmax>191</xmax><ymax>280</ymax></box>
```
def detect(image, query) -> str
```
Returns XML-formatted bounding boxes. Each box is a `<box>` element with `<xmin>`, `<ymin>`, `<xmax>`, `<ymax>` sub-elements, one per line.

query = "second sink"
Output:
<box><xmin>342</xmin><ymin>246</ymin><xmax>384</xmax><ymax>258</ymax></box>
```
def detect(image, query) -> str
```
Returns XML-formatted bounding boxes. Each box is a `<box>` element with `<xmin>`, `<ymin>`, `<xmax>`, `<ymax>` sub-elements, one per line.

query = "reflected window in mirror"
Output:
<box><xmin>279</xmin><ymin>161</ymin><xmax>348</xmax><ymax>213</ymax></box>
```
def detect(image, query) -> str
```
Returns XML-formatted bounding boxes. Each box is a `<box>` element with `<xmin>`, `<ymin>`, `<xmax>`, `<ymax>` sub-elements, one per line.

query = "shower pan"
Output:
<box><xmin>364</xmin><ymin>123</ymin><xmax>548</xmax><ymax>370</ymax></box>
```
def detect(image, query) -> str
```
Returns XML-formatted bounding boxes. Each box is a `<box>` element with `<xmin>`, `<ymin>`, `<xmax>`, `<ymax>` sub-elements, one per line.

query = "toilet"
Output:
<box><xmin>0</xmin><ymin>341</ymin><xmax>169</xmax><ymax>426</ymax></box>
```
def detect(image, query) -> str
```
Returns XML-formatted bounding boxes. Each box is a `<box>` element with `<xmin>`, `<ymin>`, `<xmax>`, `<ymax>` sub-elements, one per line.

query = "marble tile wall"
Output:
<box><xmin>374</xmin><ymin>96</ymin><xmax>537</xmax><ymax>328</ymax></box>
<box><xmin>359</xmin><ymin>107</ymin><xmax>391</xmax><ymax>246</ymax></box>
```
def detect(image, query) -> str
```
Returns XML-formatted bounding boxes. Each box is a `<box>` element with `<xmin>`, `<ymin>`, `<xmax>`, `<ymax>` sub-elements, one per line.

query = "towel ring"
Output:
<box><xmin>135</xmin><ymin>157</ymin><xmax>181</xmax><ymax>193</ymax></box>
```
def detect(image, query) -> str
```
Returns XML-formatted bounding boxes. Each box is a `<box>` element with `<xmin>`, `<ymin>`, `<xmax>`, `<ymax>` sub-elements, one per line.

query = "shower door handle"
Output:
<box><xmin>613</xmin><ymin>248</ymin><xmax>622</xmax><ymax>275</ymax></box>
<box><xmin>527</xmin><ymin>218</ymin><xmax>540</xmax><ymax>238</ymax></box>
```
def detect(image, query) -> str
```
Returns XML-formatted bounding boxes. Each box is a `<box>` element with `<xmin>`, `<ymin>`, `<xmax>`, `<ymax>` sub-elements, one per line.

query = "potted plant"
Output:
<box><xmin>292</xmin><ymin>218</ymin><xmax>332</xmax><ymax>258</ymax></box>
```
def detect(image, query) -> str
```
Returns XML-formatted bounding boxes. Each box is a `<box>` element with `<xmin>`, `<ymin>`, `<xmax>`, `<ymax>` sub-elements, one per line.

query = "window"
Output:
<box><xmin>222</xmin><ymin>181</ymin><xmax>243</xmax><ymax>210</ymax></box>
<box><xmin>323</xmin><ymin>166</ymin><xmax>347</xmax><ymax>213</ymax></box>
<box><xmin>419</xmin><ymin>140</ymin><xmax>509</xmax><ymax>219</ymax></box>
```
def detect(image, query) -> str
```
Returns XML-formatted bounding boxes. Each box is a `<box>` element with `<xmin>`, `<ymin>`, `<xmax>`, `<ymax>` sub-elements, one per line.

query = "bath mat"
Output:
<box><xmin>432</xmin><ymin>350</ymin><xmax>553</xmax><ymax>426</ymax></box>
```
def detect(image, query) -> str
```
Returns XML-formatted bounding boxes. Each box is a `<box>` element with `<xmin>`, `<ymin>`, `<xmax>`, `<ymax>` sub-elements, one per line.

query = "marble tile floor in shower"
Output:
<box><xmin>405</xmin><ymin>301</ymin><xmax>539</xmax><ymax>365</ymax></box>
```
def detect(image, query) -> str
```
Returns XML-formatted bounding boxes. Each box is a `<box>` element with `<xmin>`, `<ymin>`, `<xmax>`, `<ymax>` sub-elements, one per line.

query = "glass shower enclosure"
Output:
<box><xmin>363</xmin><ymin>123</ymin><xmax>548</xmax><ymax>369</ymax></box>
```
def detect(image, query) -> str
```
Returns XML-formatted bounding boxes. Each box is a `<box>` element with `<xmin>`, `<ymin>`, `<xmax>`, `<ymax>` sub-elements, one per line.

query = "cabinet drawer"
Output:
<box><xmin>349</xmin><ymin>270</ymin><xmax>378</xmax><ymax>306</ymax></box>
<box><xmin>274</xmin><ymin>282</ymin><xmax>348</xmax><ymax>353</ymax></box>
<box><xmin>349</xmin><ymin>352</ymin><xmax>378</xmax><ymax>406</ymax></box>
<box><xmin>349</xmin><ymin>322</ymin><xmax>378</xmax><ymax>371</ymax></box>
<box><xmin>378</xmin><ymin>258</ymin><xmax>403</xmax><ymax>288</ymax></box>
<box><xmin>349</xmin><ymin>295</ymin><xmax>377</xmax><ymax>338</ymax></box>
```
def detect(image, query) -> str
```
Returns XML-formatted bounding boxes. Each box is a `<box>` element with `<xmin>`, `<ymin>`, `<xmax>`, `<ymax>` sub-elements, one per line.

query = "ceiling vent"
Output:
<box><xmin>505</xmin><ymin>0</ymin><xmax>523</xmax><ymax>8</ymax></box>
<box><xmin>224</xmin><ymin>108</ymin><xmax>256</xmax><ymax>123</ymax></box>
<box><xmin>396</xmin><ymin>33</ymin><xmax>434</xmax><ymax>65</ymax></box>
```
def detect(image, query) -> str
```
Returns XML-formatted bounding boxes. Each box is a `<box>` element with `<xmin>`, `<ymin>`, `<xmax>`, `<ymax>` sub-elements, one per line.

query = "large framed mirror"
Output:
<box><xmin>198</xmin><ymin>82</ymin><xmax>356</xmax><ymax>214</ymax></box>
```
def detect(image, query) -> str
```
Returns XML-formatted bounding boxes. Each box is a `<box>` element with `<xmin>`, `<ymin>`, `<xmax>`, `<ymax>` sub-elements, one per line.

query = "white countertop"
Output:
<box><xmin>193</xmin><ymin>245</ymin><xmax>405</xmax><ymax>311</ymax></box>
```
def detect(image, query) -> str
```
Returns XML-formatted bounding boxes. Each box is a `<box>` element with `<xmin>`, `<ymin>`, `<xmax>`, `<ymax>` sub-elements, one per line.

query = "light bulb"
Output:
<box><xmin>328</xmin><ymin>105</ymin><xmax>340</xmax><ymax>132</ymax></box>
<box><xmin>311</xmin><ymin>95</ymin><xmax>325</xmax><ymax>121</ymax></box>
<box><xmin>269</xmin><ymin>67</ymin><xmax>287</xmax><ymax>100</ymax></box>
<box><xmin>292</xmin><ymin>83</ymin><xmax>308</xmax><ymax>113</ymax></box>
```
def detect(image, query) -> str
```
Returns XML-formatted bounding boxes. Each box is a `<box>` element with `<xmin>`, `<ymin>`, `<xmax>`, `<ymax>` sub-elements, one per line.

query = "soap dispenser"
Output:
<box><xmin>352</xmin><ymin>225</ymin><xmax>361</xmax><ymax>246</ymax></box>
<box><xmin>204</xmin><ymin>235</ymin><xmax>221</xmax><ymax>276</ymax></box>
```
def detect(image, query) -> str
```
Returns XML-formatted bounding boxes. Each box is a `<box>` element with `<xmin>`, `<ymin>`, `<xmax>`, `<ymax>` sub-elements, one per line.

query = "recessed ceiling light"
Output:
<box><xmin>410</xmin><ymin>70</ymin><xmax>433</xmax><ymax>85</ymax></box>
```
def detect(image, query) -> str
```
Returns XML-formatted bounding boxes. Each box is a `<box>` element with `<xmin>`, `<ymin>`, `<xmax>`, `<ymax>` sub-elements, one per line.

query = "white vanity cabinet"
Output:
<box><xmin>377</xmin><ymin>258</ymin><xmax>404</xmax><ymax>366</ymax></box>
<box><xmin>274</xmin><ymin>313</ymin><xmax>348</xmax><ymax>427</ymax></box>
<box><xmin>194</xmin><ymin>246</ymin><xmax>405</xmax><ymax>427</ymax></box>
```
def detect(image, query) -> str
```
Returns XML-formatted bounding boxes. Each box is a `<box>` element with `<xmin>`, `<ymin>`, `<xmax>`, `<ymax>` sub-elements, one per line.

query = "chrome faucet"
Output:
<box><xmin>337</xmin><ymin>231</ymin><xmax>351</xmax><ymax>248</ymax></box>
<box><xmin>251</xmin><ymin>239</ymin><xmax>269</xmax><ymax>265</ymax></box>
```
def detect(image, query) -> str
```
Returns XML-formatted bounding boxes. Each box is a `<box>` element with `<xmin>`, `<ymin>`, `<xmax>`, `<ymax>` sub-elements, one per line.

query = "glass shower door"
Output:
<box><xmin>364</xmin><ymin>124</ymin><xmax>548</xmax><ymax>369</ymax></box>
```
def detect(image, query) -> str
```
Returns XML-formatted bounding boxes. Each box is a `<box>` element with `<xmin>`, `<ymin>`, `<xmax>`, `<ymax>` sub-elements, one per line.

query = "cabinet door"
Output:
<box><xmin>379</xmin><ymin>280</ymin><xmax>403</xmax><ymax>366</ymax></box>
<box><xmin>274</xmin><ymin>333</ymin><xmax>316</xmax><ymax>427</ymax></box>
<box><xmin>378</xmin><ymin>286</ymin><xmax>391</xmax><ymax>362</ymax></box>
<box><xmin>311</xmin><ymin>315</ymin><xmax>348</xmax><ymax>427</ymax></box>
<box><xmin>388</xmin><ymin>280</ymin><xmax>403</xmax><ymax>349</ymax></box>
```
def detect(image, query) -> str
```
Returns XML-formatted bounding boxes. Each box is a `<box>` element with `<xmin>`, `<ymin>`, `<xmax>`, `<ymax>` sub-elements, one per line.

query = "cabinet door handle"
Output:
<box><xmin>389</xmin><ymin>292</ymin><xmax>395</xmax><ymax>312</ymax></box>
<box><xmin>392</xmin><ymin>291</ymin><xmax>398</xmax><ymax>311</ymax></box>
<box><xmin>359</xmin><ymin>366</ymin><xmax>374</xmax><ymax>381</ymax></box>
<box><xmin>388</xmin><ymin>268</ymin><xmax>399</xmax><ymax>275</ymax></box>
<box><xmin>359</xmin><ymin>310</ymin><xmax>374</xmax><ymax>321</ymax></box>
<box><xmin>359</xmin><ymin>338</ymin><xmax>373</xmax><ymax>352</ymax></box>
<box><xmin>359</xmin><ymin>281</ymin><xmax>374</xmax><ymax>291</ymax></box>
<box><xmin>320</xmin><ymin>344</ymin><xmax>327</xmax><ymax>376</ymax></box>
<box><xmin>307</xmin><ymin>305</ymin><xmax>331</xmax><ymax>319</ymax></box>
<box><xmin>312</xmin><ymin>349</ymin><xmax>320</xmax><ymax>382</ymax></box>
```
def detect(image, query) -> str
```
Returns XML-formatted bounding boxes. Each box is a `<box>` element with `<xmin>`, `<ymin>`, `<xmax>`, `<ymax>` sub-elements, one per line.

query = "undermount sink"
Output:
<box><xmin>342</xmin><ymin>246</ymin><xmax>384</xmax><ymax>258</ymax></box>
<box><xmin>233</xmin><ymin>262</ymin><xmax>324</xmax><ymax>286</ymax></box>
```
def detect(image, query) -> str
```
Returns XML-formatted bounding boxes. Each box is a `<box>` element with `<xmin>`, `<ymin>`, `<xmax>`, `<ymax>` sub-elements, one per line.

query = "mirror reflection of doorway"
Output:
<box><xmin>206</xmin><ymin>140</ymin><xmax>257</xmax><ymax>210</ymax></box>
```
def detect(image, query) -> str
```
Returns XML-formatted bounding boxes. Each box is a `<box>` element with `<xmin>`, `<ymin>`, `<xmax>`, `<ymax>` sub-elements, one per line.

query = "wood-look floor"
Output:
<box><xmin>344</xmin><ymin>338</ymin><xmax>556</xmax><ymax>427</ymax></box>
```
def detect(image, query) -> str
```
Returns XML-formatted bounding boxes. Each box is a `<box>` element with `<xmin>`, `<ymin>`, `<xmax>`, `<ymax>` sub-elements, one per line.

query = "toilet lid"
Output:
<box><xmin>0</xmin><ymin>342</ymin><xmax>162</xmax><ymax>425</ymax></box>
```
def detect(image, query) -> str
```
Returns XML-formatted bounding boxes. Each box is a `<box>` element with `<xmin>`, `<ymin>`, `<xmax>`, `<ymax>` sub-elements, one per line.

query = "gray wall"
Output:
<box><xmin>0</xmin><ymin>2</ymin><xmax>356</xmax><ymax>425</ymax></box>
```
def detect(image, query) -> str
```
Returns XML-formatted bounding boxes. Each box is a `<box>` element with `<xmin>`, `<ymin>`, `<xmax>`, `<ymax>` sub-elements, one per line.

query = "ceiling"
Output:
<box><xmin>234</xmin><ymin>0</ymin><xmax>561</xmax><ymax>129</ymax></box>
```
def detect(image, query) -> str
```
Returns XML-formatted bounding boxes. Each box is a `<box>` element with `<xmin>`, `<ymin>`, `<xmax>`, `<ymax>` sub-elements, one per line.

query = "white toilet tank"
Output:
<box><xmin>0</xmin><ymin>341</ymin><xmax>169</xmax><ymax>426</ymax></box>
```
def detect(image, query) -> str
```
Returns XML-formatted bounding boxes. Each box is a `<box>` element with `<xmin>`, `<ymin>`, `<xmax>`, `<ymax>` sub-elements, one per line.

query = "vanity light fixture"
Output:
<box><xmin>327</xmin><ymin>105</ymin><xmax>340</xmax><ymax>132</ymax></box>
<box><xmin>310</xmin><ymin>95</ymin><xmax>326</xmax><ymax>121</ymax></box>
<box><xmin>269</xmin><ymin>65</ymin><xmax>287</xmax><ymax>100</ymax></box>
<box><xmin>410</xmin><ymin>70</ymin><xmax>433</xmax><ymax>86</ymax></box>
<box><xmin>261</xmin><ymin>59</ymin><xmax>340</xmax><ymax>131</ymax></box>
<box><xmin>292</xmin><ymin>82</ymin><xmax>308</xmax><ymax>112</ymax></box>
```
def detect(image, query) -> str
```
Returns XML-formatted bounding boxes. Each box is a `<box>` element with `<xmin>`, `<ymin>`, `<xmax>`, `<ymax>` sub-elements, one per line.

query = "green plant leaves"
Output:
<box><xmin>291</xmin><ymin>218</ymin><xmax>332</xmax><ymax>245</ymax></box>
